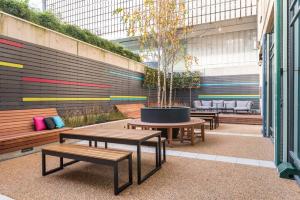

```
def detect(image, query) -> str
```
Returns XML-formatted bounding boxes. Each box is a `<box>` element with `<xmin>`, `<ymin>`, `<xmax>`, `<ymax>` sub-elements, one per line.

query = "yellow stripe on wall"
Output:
<box><xmin>23</xmin><ymin>97</ymin><xmax>111</xmax><ymax>102</ymax></box>
<box><xmin>0</xmin><ymin>61</ymin><xmax>23</xmax><ymax>68</ymax></box>
<box><xmin>110</xmin><ymin>96</ymin><xmax>147</xmax><ymax>98</ymax></box>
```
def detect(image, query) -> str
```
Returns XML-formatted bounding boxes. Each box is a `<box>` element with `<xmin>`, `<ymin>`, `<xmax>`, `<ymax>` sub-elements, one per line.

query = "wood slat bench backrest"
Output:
<box><xmin>0</xmin><ymin>108</ymin><xmax>58</xmax><ymax>136</ymax></box>
<box><xmin>115</xmin><ymin>104</ymin><xmax>144</xmax><ymax>119</ymax></box>
<box><xmin>43</xmin><ymin>144</ymin><xmax>131</xmax><ymax>161</ymax></box>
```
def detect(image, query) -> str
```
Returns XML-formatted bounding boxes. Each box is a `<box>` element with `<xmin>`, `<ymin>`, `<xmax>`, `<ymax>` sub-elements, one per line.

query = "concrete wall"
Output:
<box><xmin>0</xmin><ymin>12</ymin><xmax>151</xmax><ymax>111</ymax></box>
<box><xmin>0</xmin><ymin>12</ymin><xmax>145</xmax><ymax>74</ymax></box>
<box><xmin>257</xmin><ymin>0</ymin><xmax>274</xmax><ymax>46</ymax></box>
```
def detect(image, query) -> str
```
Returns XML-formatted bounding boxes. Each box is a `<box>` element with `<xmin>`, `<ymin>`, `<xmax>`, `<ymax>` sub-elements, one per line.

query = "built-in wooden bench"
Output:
<box><xmin>42</xmin><ymin>144</ymin><xmax>132</xmax><ymax>195</ymax></box>
<box><xmin>115</xmin><ymin>104</ymin><xmax>145</xmax><ymax>119</ymax></box>
<box><xmin>0</xmin><ymin>108</ymin><xmax>72</xmax><ymax>154</ymax></box>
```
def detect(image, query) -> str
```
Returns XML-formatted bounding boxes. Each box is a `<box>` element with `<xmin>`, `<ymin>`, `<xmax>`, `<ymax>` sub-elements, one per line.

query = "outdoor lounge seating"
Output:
<box><xmin>193</xmin><ymin>100</ymin><xmax>253</xmax><ymax>113</ymax></box>
<box><xmin>0</xmin><ymin>108</ymin><xmax>71</xmax><ymax>154</ymax></box>
<box><xmin>234</xmin><ymin>101</ymin><xmax>254</xmax><ymax>113</ymax></box>
<box><xmin>42</xmin><ymin>144</ymin><xmax>133</xmax><ymax>195</ymax></box>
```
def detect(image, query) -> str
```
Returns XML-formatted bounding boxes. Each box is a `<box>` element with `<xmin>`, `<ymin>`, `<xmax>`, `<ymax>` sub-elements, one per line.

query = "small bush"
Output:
<box><xmin>0</xmin><ymin>0</ymin><xmax>141</xmax><ymax>62</ymax></box>
<box><xmin>60</xmin><ymin>106</ymin><xmax>125</xmax><ymax>128</ymax></box>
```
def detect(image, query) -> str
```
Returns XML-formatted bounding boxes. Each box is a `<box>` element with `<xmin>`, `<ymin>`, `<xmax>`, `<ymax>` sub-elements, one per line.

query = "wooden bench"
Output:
<box><xmin>42</xmin><ymin>144</ymin><xmax>132</xmax><ymax>195</ymax></box>
<box><xmin>0</xmin><ymin>108</ymin><xmax>72</xmax><ymax>154</ymax></box>
<box><xmin>115</xmin><ymin>104</ymin><xmax>145</xmax><ymax>119</ymax></box>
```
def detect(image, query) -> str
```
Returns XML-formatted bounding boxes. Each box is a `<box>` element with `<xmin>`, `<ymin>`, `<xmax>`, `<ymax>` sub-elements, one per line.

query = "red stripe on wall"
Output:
<box><xmin>22</xmin><ymin>77</ymin><xmax>112</xmax><ymax>88</ymax></box>
<box><xmin>0</xmin><ymin>39</ymin><xmax>24</xmax><ymax>48</ymax></box>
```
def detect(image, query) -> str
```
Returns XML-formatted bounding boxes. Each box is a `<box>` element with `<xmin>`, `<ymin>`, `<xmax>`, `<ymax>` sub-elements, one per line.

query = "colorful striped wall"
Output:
<box><xmin>0</xmin><ymin>35</ymin><xmax>149</xmax><ymax>111</ymax></box>
<box><xmin>176</xmin><ymin>74</ymin><xmax>260</xmax><ymax>109</ymax></box>
<box><xmin>0</xmin><ymin>35</ymin><xmax>260</xmax><ymax>111</ymax></box>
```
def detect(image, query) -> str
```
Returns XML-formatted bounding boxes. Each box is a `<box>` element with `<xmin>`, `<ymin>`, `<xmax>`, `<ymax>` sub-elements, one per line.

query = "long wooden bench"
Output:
<box><xmin>42</xmin><ymin>144</ymin><xmax>132</xmax><ymax>195</ymax></box>
<box><xmin>115</xmin><ymin>104</ymin><xmax>145</xmax><ymax>119</ymax></box>
<box><xmin>0</xmin><ymin>108</ymin><xmax>72</xmax><ymax>154</ymax></box>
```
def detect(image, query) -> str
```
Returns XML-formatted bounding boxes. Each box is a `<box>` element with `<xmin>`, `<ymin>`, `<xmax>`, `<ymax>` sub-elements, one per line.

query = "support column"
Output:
<box><xmin>274</xmin><ymin>0</ymin><xmax>282</xmax><ymax>166</ymax></box>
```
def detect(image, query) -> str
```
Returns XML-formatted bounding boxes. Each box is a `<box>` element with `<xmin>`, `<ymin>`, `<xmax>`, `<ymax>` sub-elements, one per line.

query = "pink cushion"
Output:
<box><xmin>33</xmin><ymin>116</ymin><xmax>46</xmax><ymax>131</ymax></box>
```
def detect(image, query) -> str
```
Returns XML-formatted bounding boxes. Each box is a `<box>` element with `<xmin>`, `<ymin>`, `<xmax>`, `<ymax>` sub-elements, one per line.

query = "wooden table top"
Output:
<box><xmin>127</xmin><ymin>118</ymin><xmax>205</xmax><ymax>128</ymax></box>
<box><xmin>61</xmin><ymin>128</ymin><xmax>161</xmax><ymax>142</ymax></box>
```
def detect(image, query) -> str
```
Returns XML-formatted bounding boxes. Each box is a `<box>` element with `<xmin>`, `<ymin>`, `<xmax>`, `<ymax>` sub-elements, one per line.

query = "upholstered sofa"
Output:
<box><xmin>193</xmin><ymin>100</ymin><xmax>253</xmax><ymax>113</ymax></box>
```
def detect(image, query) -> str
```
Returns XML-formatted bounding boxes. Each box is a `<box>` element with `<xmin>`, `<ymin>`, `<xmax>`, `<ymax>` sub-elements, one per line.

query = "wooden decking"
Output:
<box><xmin>219</xmin><ymin>114</ymin><xmax>262</xmax><ymax>125</ymax></box>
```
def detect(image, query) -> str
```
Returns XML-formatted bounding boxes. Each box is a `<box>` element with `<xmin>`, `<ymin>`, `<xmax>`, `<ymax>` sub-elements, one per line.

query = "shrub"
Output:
<box><xmin>0</xmin><ymin>0</ymin><xmax>141</xmax><ymax>62</ymax></box>
<box><xmin>60</xmin><ymin>106</ymin><xmax>125</xmax><ymax>128</ymax></box>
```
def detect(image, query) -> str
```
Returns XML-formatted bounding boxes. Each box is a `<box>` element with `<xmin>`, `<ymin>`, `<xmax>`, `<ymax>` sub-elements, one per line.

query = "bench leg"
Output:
<box><xmin>42</xmin><ymin>152</ymin><xmax>78</xmax><ymax>176</ymax></box>
<box><xmin>113</xmin><ymin>163</ymin><xmax>119</xmax><ymax>195</ymax></box>
<box><xmin>113</xmin><ymin>155</ymin><xmax>133</xmax><ymax>195</ymax></box>
<box><xmin>42</xmin><ymin>152</ymin><xmax>46</xmax><ymax>176</ymax></box>
<box><xmin>105</xmin><ymin>142</ymin><xmax>108</xmax><ymax>149</ymax></box>
<box><xmin>162</xmin><ymin>139</ymin><xmax>166</xmax><ymax>163</ymax></box>
<box><xmin>201</xmin><ymin>125</ymin><xmax>205</xmax><ymax>142</ymax></box>
<box><xmin>155</xmin><ymin>143</ymin><xmax>159</xmax><ymax>167</ymax></box>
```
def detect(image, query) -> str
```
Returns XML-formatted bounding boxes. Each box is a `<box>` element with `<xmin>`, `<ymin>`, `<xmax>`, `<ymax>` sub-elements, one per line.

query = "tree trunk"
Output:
<box><xmin>148</xmin><ymin>87</ymin><xmax>150</xmax><ymax>107</ymax></box>
<box><xmin>157</xmin><ymin>48</ymin><xmax>161</xmax><ymax>107</ymax></box>
<box><xmin>169</xmin><ymin>60</ymin><xmax>175</xmax><ymax>107</ymax></box>
<box><xmin>161</xmin><ymin>68</ymin><xmax>167</xmax><ymax>107</ymax></box>
<box><xmin>189</xmin><ymin>87</ymin><xmax>192</xmax><ymax>107</ymax></box>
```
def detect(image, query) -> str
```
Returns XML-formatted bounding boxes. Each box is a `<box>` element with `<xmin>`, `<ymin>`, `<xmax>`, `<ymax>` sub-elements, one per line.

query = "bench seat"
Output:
<box><xmin>0</xmin><ymin>108</ymin><xmax>72</xmax><ymax>154</ymax></box>
<box><xmin>0</xmin><ymin>128</ymin><xmax>71</xmax><ymax>154</ymax></box>
<box><xmin>42</xmin><ymin>144</ymin><xmax>133</xmax><ymax>195</ymax></box>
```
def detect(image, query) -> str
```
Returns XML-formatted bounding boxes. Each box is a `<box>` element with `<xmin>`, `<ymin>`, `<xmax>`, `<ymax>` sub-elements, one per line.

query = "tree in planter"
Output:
<box><xmin>115</xmin><ymin>0</ymin><xmax>190</xmax><ymax>107</ymax></box>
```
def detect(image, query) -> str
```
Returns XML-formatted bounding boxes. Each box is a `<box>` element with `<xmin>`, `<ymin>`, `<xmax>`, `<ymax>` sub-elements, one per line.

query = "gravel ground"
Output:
<box><xmin>0</xmin><ymin>152</ymin><xmax>299</xmax><ymax>200</ymax></box>
<box><xmin>169</xmin><ymin>134</ymin><xmax>274</xmax><ymax>161</ymax></box>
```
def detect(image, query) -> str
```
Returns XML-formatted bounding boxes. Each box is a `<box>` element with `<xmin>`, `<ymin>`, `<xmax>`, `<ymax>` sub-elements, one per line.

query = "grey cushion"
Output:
<box><xmin>212</xmin><ymin>100</ymin><xmax>224</xmax><ymax>108</ymax></box>
<box><xmin>236</xmin><ymin>101</ymin><xmax>252</xmax><ymax>109</ymax></box>
<box><xmin>201</xmin><ymin>100</ymin><xmax>212</xmax><ymax>107</ymax></box>
<box><xmin>224</xmin><ymin>101</ymin><xmax>236</xmax><ymax>109</ymax></box>
<box><xmin>193</xmin><ymin>100</ymin><xmax>202</xmax><ymax>108</ymax></box>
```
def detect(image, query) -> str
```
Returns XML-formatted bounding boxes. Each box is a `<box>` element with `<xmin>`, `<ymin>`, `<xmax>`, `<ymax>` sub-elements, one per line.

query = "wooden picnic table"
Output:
<box><xmin>60</xmin><ymin>128</ymin><xmax>162</xmax><ymax>184</ymax></box>
<box><xmin>127</xmin><ymin>118</ymin><xmax>205</xmax><ymax>146</ymax></box>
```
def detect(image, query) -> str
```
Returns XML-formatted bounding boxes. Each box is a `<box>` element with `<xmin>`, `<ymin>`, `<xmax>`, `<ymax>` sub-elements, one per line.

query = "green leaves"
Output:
<box><xmin>143</xmin><ymin>67</ymin><xmax>200</xmax><ymax>89</ymax></box>
<box><xmin>35</xmin><ymin>12</ymin><xmax>62</xmax><ymax>31</ymax></box>
<box><xmin>0</xmin><ymin>0</ymin><xmax>141</xmax><ymax>62</ymax></box>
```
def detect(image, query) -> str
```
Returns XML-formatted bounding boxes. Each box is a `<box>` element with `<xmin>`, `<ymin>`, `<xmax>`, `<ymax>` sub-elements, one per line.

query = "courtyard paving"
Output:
<box><xmin>0</xmin><ymin>120</ymin><xmax>299</xmax><ymax>200</ymax></box>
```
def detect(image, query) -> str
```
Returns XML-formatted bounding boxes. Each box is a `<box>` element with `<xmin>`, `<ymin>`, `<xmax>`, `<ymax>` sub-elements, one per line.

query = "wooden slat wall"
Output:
<box><xmin>175</xmin><ymin>74</ymin><xmax>260</xmax><ymax>109</ymax></box>
<box><xmin>0</xmin><ymin>35</ymin><xmax>259</xmax><ymax>111</ymax></box>
<box><xmin>0</xmin><ymin>35</ymin><xmax>149</xmax><ymax>111</ymax></box>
